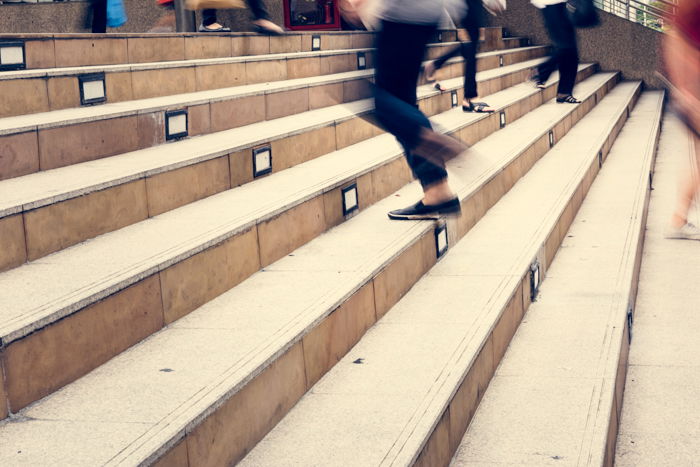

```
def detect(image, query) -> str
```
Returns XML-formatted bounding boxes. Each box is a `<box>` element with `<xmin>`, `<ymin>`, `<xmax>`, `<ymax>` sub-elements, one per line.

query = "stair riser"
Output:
<box><xmin>0</xmin><ymin>46</ymin><xmax>547</xmax><ymax>183</ymax></box>
<box><xmin>601</xmin><ymin>98</ymin><xmax>658</xmax><ymax>467</ymax></box>
<box><xmin>0</xmin><ymin>68</ymin><xmax>601</xmax><ymax>421</ymax></box>
<box><xmin>413</xmin><ymin>84</ymin><xmax>641</xmax><ymax>467</ymax></box>
<box><xmin>0</xmin><ymin>49</ymin><xmax>377</xmax><ymax>119</ymax></box>
<box><xmin>0</xmin><ymin>28</ymin><xmax>511</xmax><ymax>70</ymax></box>
<box><xmin>0</xmin><ymin>49</ymin><xmax>556</xmax><ymax>271</ymax></box>
<box><xmin>0</xmin><ymin>39</ymin><xmax>517</xmax><ymax>120</ymax></box>
<box><xmin>132</xmin><ymin>74</ymin><xmax>619</xmax><ymax>466</ymax></box>
<box><xmin>0</xmin><ymin>45</ymin><xmax>544</xmax><ymax>185</ymax></box>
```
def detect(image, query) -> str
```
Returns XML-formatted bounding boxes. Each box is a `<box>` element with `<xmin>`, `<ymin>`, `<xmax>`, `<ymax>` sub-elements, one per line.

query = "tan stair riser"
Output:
<box><xmin>0</xmin><ymin>47</ymin><xmax>549</xmax><ymax>183</ymax></box>
<box><xmin>3</xmin><ymin>34</ymin><xmax>375</xmax><ymax>69</ymax></box>
<box><xmin>0</xmin><ymin>49</ymin><xmax>377</xmax><ymax>119</ymax></box>
<box><xmin>145</xmin><ymin>73</ymin><xmax>620</xmax><ymax>467</ymax></box>
<box><xmin>409</xmin><ymin>85</ymin><xmax>641</xmax><ymax>467</ymax></box>
<box><xmin>0</xmin><ymin>69</ymin><xmax>608</xmax><ymax>419</ymax></box>
<box><xmin>0</xmin><ymin>369</ymin><xmax>6</xmax><ymax>420</ymax></box>
<box><xmin>0</xmin><ymin>57</ymin><xmax>581</xmax><ymax>277</ymax></box>
<box><xmin>2</xmin><ymin>28</ymin><xmax>510</xmax><ymax>70</ymax></box>
<box><xmin>0</xmin><ymin>40</ymin><xmax>487</xmax><ymax>120</ymax></box>
<box><xmin>0</xmin><ymin>38</ymin><xmax>531</xmax><ymax>123</ymax></box>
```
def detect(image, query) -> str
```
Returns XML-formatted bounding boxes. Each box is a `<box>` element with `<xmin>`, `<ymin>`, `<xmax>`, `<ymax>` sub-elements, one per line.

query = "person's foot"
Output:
<box><xmin>556</xmin><ymin>94</ymin><xmax>581</xmax><ymax>104</ymax></box>
<box><xmin>253</xmin><ymin>19</ymin><xmax>284</xmax><ymax>35</ymax></box>
<box><xmin>463</xmin><ymin>99</ymin><xmax>495</xmax><ymax>113</ymax></box>
<box><xmin>388</xmin><ymin>197</ymin><xmax>461</xmax><ymax>220</ymax></box>
<box><xmin>199</xmin><ymin>22</ymin><xmax>231</xmax><ymax>32</ymax></box>
<box><xmin>530</xmin><ymin>72</ymin><xmax>546</xmax><ymax>89</ymax></box>
<box><xmin>665</xmin><ymin>222</ymin><xmax>700</xmax><ymax>240</ymax></box>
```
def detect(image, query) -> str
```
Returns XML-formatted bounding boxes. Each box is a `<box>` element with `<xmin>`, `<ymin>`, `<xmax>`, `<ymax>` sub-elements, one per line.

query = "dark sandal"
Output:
<box><xmin>463</xmin><ymin>101</ymin><xmax>495</xmax><ymax>113</ymax></box>
<box><xmin>556</xmin><ymin>95</ymin><xmax>581</xmax><ymax>104</ymax></box>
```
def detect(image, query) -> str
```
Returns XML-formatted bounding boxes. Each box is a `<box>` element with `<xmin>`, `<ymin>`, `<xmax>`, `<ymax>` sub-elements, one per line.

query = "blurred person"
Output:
<box><xmin>664</xmin><ymin>0</ymin><xmax>700</xmax><ymax>239</ymax></box>
<box><xmin>150</xmin><ymin>0</ymin><xmax>176</xmax><ymax>32</ymax></box>
<box><xmin>150</xmin><ymin>0</ymin><xmax>283</xmax><ymax>34</ymax></box>
<box><xmin>530</xmin><ymin>0</ymin><xmax>581</xmax><ymax>103</ymax></box>
<box><xmin>199</xmin><ymin>3</ymin><xmax>284</xmax><ymax>34</ymax></box>
<box><xmin>424</xmin><ymin>0</ymin><xmax>506</xmax><ymax>113</ymax></box>
<box><xmin>90</xmin><ymin>0</ymin><xmax>107</xmax><ymax>33</ymax></box>
<box><xmin>343</xmin><ymin>0</ymin><xmax>470</xmax><ymax>220</ymax></box>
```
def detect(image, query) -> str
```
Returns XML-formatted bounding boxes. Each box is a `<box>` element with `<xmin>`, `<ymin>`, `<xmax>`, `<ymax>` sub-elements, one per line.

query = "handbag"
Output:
<box><xmin>106</xmin><ymin>0</ymin><xmax>128</xmax><ymax>28</ymax></box>
<box><xmin>567</xmin><ymin>0</ymin><xmax>600</xmax><ymax>28</ymax></box>
<box><xmin>184</xmin><ymin>0</ymin><xmax>246</xmax><ymax>10</ymax></box>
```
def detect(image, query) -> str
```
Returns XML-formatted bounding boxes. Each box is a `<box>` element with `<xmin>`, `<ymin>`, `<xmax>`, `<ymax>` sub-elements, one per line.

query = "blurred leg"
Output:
<box><xmin>375</xmin><ymin>20</ymin><xmax>449</xmax><ymax>188</ymax></box>
<box><xmin>202</xmin><ymin>9</ymin><xmax>217</xmax><ymax>26</ymax></box>
<box><xmin>91</xmin><ymin>0</ymin><xmax>107</xmax><ymax>33</ymax></box>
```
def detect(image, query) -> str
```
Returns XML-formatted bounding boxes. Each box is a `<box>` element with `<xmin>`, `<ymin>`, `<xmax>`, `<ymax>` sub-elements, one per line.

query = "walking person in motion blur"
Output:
<box><xmin>424</xmin><ymin>0</ymin><xmax>506</xmax><ymax>113</ymax></box>
<box><xmin>342</xmin><ymin>0</ymin><xmax>470</xmax><ymax>220</ymax></box>
<box><xmin>663</xmin><ymin>0</ymin><xmax>700</xmax><ymax>239</ymax></box>
<box><xmin>530</xmin><ymin>0</ymin><xmax>581</xmax><ymax>103</ymax></box>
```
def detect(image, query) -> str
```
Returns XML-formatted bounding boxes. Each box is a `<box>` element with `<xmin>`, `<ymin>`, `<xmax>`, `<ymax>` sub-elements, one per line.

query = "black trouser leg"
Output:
<box><xmin>375</xmin><ymin>20</ymin><xmax>448</xmax><ymax>188</ymax></box>
<box><xmin>461</xmin><ymin>0</ymin><xmax>482</xmax><ymax>99</ymax></box>
<box><xmin>91</xmin><ymin>0</ymin><xmax>107</xmax><ymax>33</ymax></box>
<box><xmin>432</xmin><ymin>0</ymin><xmax>483</xmax><ymax>100</ymax></box>
<box><xmin>202</xmin><ymin>9</ymin><xmax>217</xmax><ymax>26</ymax></box>
<box><xmin>539</xmin><ymin>3</ymin><xmax>579</xmax><ymax>95</ymax></box>
<box><xmin>246</xmin><ymin>0</ymin><xmax>271</xmax><ymax>20</ymax></box>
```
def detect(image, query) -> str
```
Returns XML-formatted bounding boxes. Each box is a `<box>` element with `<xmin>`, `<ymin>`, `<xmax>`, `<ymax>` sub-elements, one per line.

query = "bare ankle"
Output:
<box><xmin>671</xmin><ymin>213</ymin><xmax>687</xmax><ymax>228</ymax></box>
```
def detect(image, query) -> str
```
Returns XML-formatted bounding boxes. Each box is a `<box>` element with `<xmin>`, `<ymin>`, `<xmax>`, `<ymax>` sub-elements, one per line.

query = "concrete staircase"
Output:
<box><xmin>0</xmin><ymin>27</ymin><xmax>670</xmax><ymax>466</ymax></box>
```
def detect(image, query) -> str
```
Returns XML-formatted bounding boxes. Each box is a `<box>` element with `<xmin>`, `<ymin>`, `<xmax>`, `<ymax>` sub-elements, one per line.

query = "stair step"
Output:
<box><xmin>0</xmin><ymin>31</ymin><xmax>378</xmax><ymax>70</ymax></box>
<box><xmin>0</xmin><ymin>33</ymin><xmax>525</xmax><ymax>120</ymax></box>
<box><xmin>615</xmin><ymin>112</ymin><xmax>700</xmax><ymax>466</ymax></box>
<box><xmin>0</xmin><ymin>46</ymin><xmax>548</xmax><ymax>179</ymax></box>
<box><xmin>0</xmin><ymin>73</ymin><xmax>622</xmax><ymax>467</ymax></box>
<box><xmin>451</xmin><ymin>90</ymin><xmax>663</xmax><ymax>466</ymax></box>
<box><xmin>0</xmin><ymin>28</ymin><xmax>515</xmax><ymax>69</ymax></box>
<box><xmin>0</xmin><ymin>57</ymin><xmax>588</xmax><ymax>269</ymax></box>
<box><xmin>238</xmin><ymin>81</ymin><xmax>641</xmax><ymax>467</ymax></box>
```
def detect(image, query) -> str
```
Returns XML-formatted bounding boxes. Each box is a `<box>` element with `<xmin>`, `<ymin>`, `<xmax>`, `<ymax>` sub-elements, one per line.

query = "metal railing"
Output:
<box><xmin>592</xmin><ymin>0</ymin><xmax>678</xmax><ymax>31</ymax></box>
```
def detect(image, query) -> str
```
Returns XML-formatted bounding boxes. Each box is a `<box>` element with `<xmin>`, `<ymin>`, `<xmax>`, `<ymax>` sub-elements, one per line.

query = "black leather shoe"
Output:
<box><xmin>388</xmin><ymin>197</ymin><xmax>461</xmax><ymax>220</ymax></box>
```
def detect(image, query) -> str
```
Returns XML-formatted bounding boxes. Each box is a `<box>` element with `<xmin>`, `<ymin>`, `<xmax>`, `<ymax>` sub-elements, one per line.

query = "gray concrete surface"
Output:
<box><xmin>452</xmin><ymin>91</ymin><xmax>663</xmax><ymax>466</ymax></box>
<box><xmin>615</xmin><ymin>113</ymin><xmax>700</xmax><ymax>466</ymax></box>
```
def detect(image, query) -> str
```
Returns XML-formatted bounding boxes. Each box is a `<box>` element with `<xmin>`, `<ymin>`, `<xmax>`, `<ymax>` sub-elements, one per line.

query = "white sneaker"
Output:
<box><xmin>666</xmin><ymin>222</ymin><xmax>700</xmax><ymax>241</ymax></box>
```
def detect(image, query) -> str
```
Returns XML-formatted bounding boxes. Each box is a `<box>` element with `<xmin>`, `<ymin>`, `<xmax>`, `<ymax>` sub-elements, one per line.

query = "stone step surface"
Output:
<box><xmin>0</xmin><ymin>28</ymin><xmax>512</xmax><ymax>69</ymax></box>
<box><xmin>0</xmin><ymin>74</ymin><xmax>625</xmax><ymax>467</ymax></box>
<box><xmin>0</xmin><ymin>71</ymin><xmax>616</xmax><ymax>434</ymax></box>
<box><xmin>235</xmin><ymin>81</ymin><xmax>641</xmax><ymax>467</ymax></box>
<box><xmin>0</xmin><ymin>46</ymin><xmax>548</xmax><ymax>180</ymax></box>
<box><xmin>0</xmin><ymin>54</ymin><xmax>582</xmax><ymax>270</ymax></box>
<box><xmin>615</xmin><ymin>112</ymin><xmax>700</xmax><ymax>467</ymax></box>
<box><xmin>0</xmin><ymin>31</ymin><xmax>522</xmax><ymax>119</ymax></box>
<box><xmin>451</xmin><ymin>90</ymin><xmax>664</xmax><ymax>467</ymax></box>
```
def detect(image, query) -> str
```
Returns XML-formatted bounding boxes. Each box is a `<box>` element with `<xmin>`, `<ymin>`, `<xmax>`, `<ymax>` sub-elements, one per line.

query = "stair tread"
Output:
<box><xmin>615</xmin><ymin>112</ymin><xmax>700</xmax><ymax>466</ymax></box>
<box><xmin>0</xmin><ymin>70</ymin><xmax>613</xmax><ymax>346</ymax></box>
<box><xmin>2</xmin><ymin>39</ymin><xmax>488</xmax><ymax>81</ymax></box>
<box><xmin>451</xmin><ymin>91</ymin><xmax>663</xmax><ymax>466</ymax></box>
<box><xmin>0</xmin><ymin>76</ymin><xmax>619</xmax><ymax>466</ymax></box>
<box><xmin>238</xmin><ymin>82</ymin><xmax>642</xmax><ymax>467</ymax></box>
<box><xmin>0</xmin><ymin>46</ymin><xmax>546</xmax><ymax>135</ymax></box>
<box><xmin>0</xmin><ymin>60</ymin><xmax>591</xmax><ymax>219</ymax></box>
